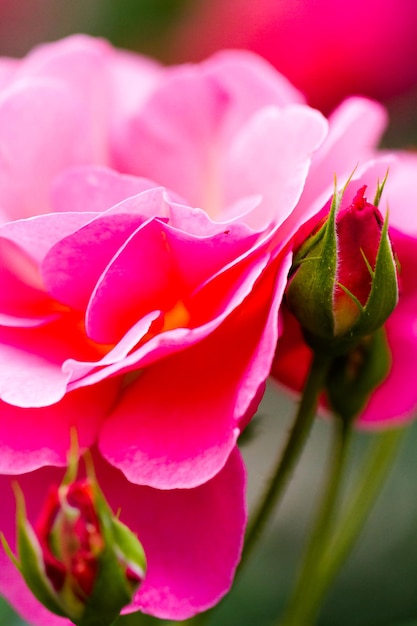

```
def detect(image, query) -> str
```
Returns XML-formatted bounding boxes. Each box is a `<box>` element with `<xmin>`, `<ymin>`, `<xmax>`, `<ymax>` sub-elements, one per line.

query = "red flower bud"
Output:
<box><xmin>35</xmin><ymin>479</ymin><xmax>105</xmax><ymax>605</ymax></box>
<box><xmin>333</xmin><ymin>186</ymin><xmax>384</xmax><ymax>334</ymax></box>
<box><xmin>2</xmin><ymin>447</ymin><xmax>147</xmax><ymax>626</ymax></box>
<box><xmin>286</xmin><ymin>180</ymin><xmax>398</xmax><ymax>354</ymax></box>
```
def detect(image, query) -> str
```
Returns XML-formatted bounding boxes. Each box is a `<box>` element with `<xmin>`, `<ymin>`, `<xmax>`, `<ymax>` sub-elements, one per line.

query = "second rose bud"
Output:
<box><xmin>285</xmin><ymin>181</ymin><xmax>399</xmax><ymax>355</ymax></box>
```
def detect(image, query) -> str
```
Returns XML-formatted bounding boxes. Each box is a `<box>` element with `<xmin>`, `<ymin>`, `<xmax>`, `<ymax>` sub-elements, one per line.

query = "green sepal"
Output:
<box><xmin>72</xmin><ymin>479</ymin><xmax>146</xmax><ymax>626</ymax></box>
<box><xmin>325</xmin><ymin>327</ymin><xmax>391</xmax><ymax>424</ymax></box>
<box><xmin>286</xmin><ymin>181</ymin><xmax>340</xmax><ymax>339</ymax></box>
<box><xmin>11</xmin><ymin>483</ymin><xmax>68</xmax><ymax>618</ymax></box>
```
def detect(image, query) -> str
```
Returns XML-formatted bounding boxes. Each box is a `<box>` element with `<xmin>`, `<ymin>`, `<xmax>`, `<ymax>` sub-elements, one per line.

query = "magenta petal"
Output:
<box><xmin>0</xmin><ymin>238</ymin><xmax>60</xmax><ymax>327</ymax></box>
<box><xmin>358</xmin><ymin>313</ymin><xmax>417</xmax><ymax>427</ymax></box>
<box><xmin>86</xmin><ymin>217</ymin><xmax>177</xmax><ymax>344</ymax></box>
<box><xmin>110</xmin><ymin>447</ymin><xmax>247</xmax><ymax>620</ymax></box>
<box><xmin>0</xmin><ymin>382</ymin><xmax>118</xmax><ymax>474</ymax></box>
<box><xmin>99</xmin><ymin>256</ymin><xmax>286</xmax><ymax>489</ymax></box>
<box><xmin>98</xmin><ymin>335</ymin><xmax>241</xmax><ymax>489</ymax></box>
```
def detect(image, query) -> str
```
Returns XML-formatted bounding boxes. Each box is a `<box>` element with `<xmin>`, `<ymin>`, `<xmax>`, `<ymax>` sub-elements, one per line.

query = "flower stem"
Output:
<box><xmin>277</xmin><ymin>425</ymin><xmax>406</xmax><ymax>626</ymax></box>
<box><xmin>278</xmin><ymin>415</ymin><xmax>353</xmax><ymax>626</ymax></box>
<box><xmin>238</xmin><ymin>351</ymin><xmax>331</xmax><ymax>574</ymax></box>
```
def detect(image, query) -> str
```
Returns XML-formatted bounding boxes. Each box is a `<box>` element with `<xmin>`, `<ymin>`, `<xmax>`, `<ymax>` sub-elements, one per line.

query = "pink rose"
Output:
<box><xmin>0</xmin><ymin>35</ymin><xmax>335</xmax><ymax>490</ymax></box>
<box><xmin>272</xmin><ymin>154</ymin><xmax>417</xmax><ymax>427</ymax></box>
<box><xmin>169</xmin><ymin>0</ymin><xmax>417</xmax><ymax>112</ymax></box>
<box><xmin>0</xmin><ymin>449</ymin><xmax>247</xmax><ymax>623</ymax></box>
<box><xmin>0</xmin><ymin>32</ymin><xmax>406</xmax><ymax>623</ymax></box>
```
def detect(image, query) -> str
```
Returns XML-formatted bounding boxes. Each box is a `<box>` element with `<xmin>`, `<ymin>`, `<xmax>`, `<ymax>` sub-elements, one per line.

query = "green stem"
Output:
<box><xmin>310</xmin><ymin>426</ymin><xmax>405</xmax><ymax>618</ymax></box>
<box><xmin>239</xmin><ymin>351</ymin><xmax>331</xmax><ymax>574</ymax></box>
<box><xmin>278</xmin><ymin>416</ymin><xmax>353</xmax><ymax>626</ymax></box>
<box><xmin>278</xmin><ymin>425</ymin><xmax>406</xmax><ymax>626</ymax></box>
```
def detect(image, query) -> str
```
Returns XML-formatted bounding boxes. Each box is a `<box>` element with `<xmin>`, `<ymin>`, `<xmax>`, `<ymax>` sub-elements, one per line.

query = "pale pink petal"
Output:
<box><xmin>0</xmin><ymin>79</ymin><xmax>94</xmax><ymax>221</ymax></box>
<box><xmin>0</xmin><ymin>212</ymin><xmax>98</xmax><ymax>265</ymax></box>
<box><xmin>300</xmin><ymin>97</ymin><xmax>388</xmax><ymax>211</ymax></box>
<box><xmin>51</xmin><ymin>165</ymin><xmax>161</xmax><ymax>214</ymax></box>
<box><xmin>383</xmin><ymin>154</ymin><xmax>417</xmax><ymax>236</ymax></box>
<box><xmin>201</xmin><ymin>49</ymin><xmax>306</xmax><ymax>140</ymax></box>
<box><xmin>225</xmin><ymin>104</ymin><xmax>328</xmax><ymax>229</ymax></box>
<box><xmin>113</xmin><ymin>65</ymin><xmax>230</xmax><ymax>209</ymax></box>
<box><xmin>0</xmin><ymin>57</ymin><xmax>17</xmax><ymax>89</ymax></box>
<box><xmin>16</xmin><ymin>35</ymin><xmax>113</xmax><ymax>164</ymax></box>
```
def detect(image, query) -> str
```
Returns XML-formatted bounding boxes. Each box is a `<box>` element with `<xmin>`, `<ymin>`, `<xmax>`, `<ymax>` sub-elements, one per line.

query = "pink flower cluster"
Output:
<box><xmin>1</xmin><ymin>35</ymin><xmax>417</xmax><ymax>623</ymax></box>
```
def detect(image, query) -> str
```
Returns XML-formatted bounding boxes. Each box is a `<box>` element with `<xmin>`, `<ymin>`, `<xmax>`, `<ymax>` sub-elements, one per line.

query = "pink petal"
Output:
<box><xmin>51</xmin><ymin>165</ymin><xmax>161</xmax><ymax>214</ymax></box>
<box><xmin>383</xmin><ymin>154</ymin><xmax>417</xmax><ymax>236</ymax></box>
<box><xmin>300</xmin><ymin>97</ymin><xmax>388</xmax><ymax>212</ymax></box>
<box><xmin>358</xmin><ymin>313</ymin><xmax>417</xmax><ymax>427</ymax></box>
<box><xmin>0</xmin><ymin>382</ymin><xmax>118</xmax><ymax>474</ymax></box>
<box><xmin>65</xmin><ymin>251</ymin><xmax>271</xmax><ymax>391</ymax></box>
<box><xmin>225</xmin><ymin>104</ymin><xmax>328</xmax><ymax>230</ymax></box>
<box><xmin>0</xmin><ymin>313</ymin><xmax>110</xmax><ymax>408</ymax></box>
<box><xmin>99</xmin><ymin>255</ymin><xmax>286</xmax><ymax>489</ymax></box>
<box><xmin>16</xmin><ymin>35</ymin><xmax>113</xmax><ymax>164</ymax></box>
<box><xmin>113</xmin><ymin>65</ymin><xmax>231</xmax><ymax>209</ymax></box>
<box><xmin>0</xmin><ymin>211</ymin><xmax>98</xmax><ymax>265</ymax></box>
<box><xmin>0</xmin><ymin>237</ymin><xmax>60</xmax><ymax>327</ymax></box>
<box><xmin>116</xmin><ymin>447</ymin><xmax>247</xmax><ymax>619</ymax></box>
<box><xmin>42</xmin><ymin>196</ymin><xmax>161</xmax><ymax>314</ymax></box>
<box><xmin>85</xmin><ymin>201</ymin><xmax>261</xmax><ymax>344</ymax></box>
<box><xmin>0</xmin><ymin>79</ymin><xmax>94</xmax><ymax>221</ymax></box>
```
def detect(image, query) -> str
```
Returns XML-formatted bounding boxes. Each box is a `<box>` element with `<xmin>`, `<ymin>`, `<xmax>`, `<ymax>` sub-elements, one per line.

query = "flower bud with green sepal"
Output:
<box><xmin>285</xmin><ymin>177</ymin><xmax>399</xmax><ymax>356</ymax></box>
<box><xmin>325</xmin><ymin>327</ymin><xmax>392</xmax><ymax>424</ymax></box>
<box><xmin>1</xmin><ymin>446</ymin><xmax>147</xmax><ymax>626</ymax></box>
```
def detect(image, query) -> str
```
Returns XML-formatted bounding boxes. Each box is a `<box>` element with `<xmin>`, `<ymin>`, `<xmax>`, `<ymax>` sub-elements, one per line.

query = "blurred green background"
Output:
<box><xmin>1</xmin><ymin>2</ymin><xmax>417</xmax><ymax>624</ymax></box>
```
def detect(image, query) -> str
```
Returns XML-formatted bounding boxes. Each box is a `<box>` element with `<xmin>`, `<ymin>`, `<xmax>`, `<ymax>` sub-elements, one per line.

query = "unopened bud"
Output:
<box><xmin>2</xmin><ymin>449</ymin><xmax>146</xmax><ymax>626</ymax></box>
<box><xmin>286</xmin><ymin>179</ymin><xmax>398</xmax><ymax>355</ymax></box>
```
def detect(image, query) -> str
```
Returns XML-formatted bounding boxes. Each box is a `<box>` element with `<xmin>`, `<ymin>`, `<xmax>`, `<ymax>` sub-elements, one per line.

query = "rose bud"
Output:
<box><xmin>2</xmin><ymin>452</ymin><xmax>146</xmax><ymax>626</ymax></box>
<box><xmin>285</xmin><ymin>180</ymin><xmax>399</xmax><ymax>355</ymax></box>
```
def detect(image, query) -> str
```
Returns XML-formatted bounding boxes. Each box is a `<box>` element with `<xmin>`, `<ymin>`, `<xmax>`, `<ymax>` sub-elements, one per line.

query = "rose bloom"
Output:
<box><xmin>272</xmin><ymin>153</ymin><xmax>417</xmax><ymax>427</ymax></box>
<box><xmin>168</xmin><ymin>0</ymin><xmax>417</xmax><ymax>112</ymax></box>
<box><xmin>0</xmin><ymin>34</ymin><xmax>401</xmax><ymax>621</ymax></box>
<box><xmin>0</xmin><ymin>34</ymin><xmax>332</xmax><ymax>490</ymax></box>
